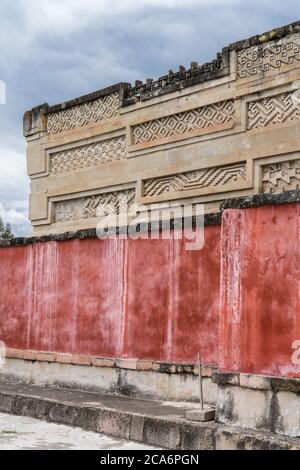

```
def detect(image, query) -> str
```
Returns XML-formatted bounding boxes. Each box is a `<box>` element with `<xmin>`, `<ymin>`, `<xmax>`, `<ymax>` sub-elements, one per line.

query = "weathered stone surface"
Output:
<box><xmin>186</xmin><ymin>408</ymin><xmax>216</xmax><ymax>422</ymax></box>
<box><xmin>240</xmin><ymin>374</ymin><xmax>272</xmax><ymax>390</ymax></box>
<box><xmin>49</xmin><ymin>403</ymin><xmax>82</xmax><ymax>426</ymax></box>
<box><xmin>215</xmin><ymin>377</ymin><xmax>300</xmax><ymax>438</ymax></box>
<box><xmin>0</xmin><ymin>379</ymin><xmax>299</xmax><ymax>450</ymax></box>
<box><xmin>23</xmin><ymin>21</ymin><xmax>300</xmax><ymax>235</ymax></box>
<box><xmin>216</xmin><ymin>384</ymin><xmax>273</xmax><ymax>432</ymax></box>
<box><xmin>97</xmin><ymin>410</ymin><xmax>131</xmax><ymax>440</ymax></box>
<box><xmin>180</xmin><ymin>423</ymin><xmax>215</xmax><ymax>450</ymax></box>
<box><xmin>143</xmin><ymin>418</ymin><xmax>181</xmax><ymax>449</ymax></box>
<box><xmin>0</xmin><ymin>394</ymin><xmax>13</xmax><ymax>413</ymax></box>
<box><xmin>2</xmin><ymin>357</ymin><xmax>218</xmax><ymax>404</ymax></box>
<box><xmin>215</xmin><ymin>427</ymin><xmax>300</xmax><ymax>450</ymax></box>
<box><xmin>220</xmin><ymin>189</ymin><xmax>300</xmax><ymax>211</ymax></box>
<box><xmin>0</xmin><ymin>213</ymin><xmax>221</xmax><ymax>248</ymax></box>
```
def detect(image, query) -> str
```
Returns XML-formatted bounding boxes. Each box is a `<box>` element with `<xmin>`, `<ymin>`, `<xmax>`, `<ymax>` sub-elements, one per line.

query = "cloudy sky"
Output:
<box><xmin>0</xmin><ymin>0</ymin><xmax>299</xmax><ymax>235</ymax></box>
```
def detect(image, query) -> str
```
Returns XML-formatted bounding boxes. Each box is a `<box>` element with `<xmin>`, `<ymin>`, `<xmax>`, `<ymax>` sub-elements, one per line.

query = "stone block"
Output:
<box><xmin>216</xmin><ymin>384</ymin><xmax>272</xmax><ymax>431</ymax></box>
<box><xmin>129</xmin><ymin>414</ymin><xmax>145</xmax><ymax>442</ymax></box>
<box><xmin>91</xmin><ymin>357</ymin><xmax>116</xmax><ymax>368</ymax></box>
<box><xmin>276</xmin><ymin>391</ymin><xmax>300</xmax><ymax>437</ymax></box>
<box><xmin>35</xmin><ymin>352</ymin><xmax>56</xmax><ymax>363</ymax></box>
<box><xmin>136</xmin><ymin>360</ymin><xmax>154</xmax><ymax>371</ymax></box>
<box><xmin>143</xmin><ymin>417</ymin><xmax>181</xmax><ymax>449</ymax></box>
<box><xmin>240</xmin><ymin>373</ymin><xmax>271</xmax><ymax>390</ymax></box>
<box><xmin>181</xmin><ymin>423</ymin><xmax>215</xmax><ymax>450</ymax></box>
<box><xmin>186</xmin><ymin>407</ymin><xmax>216</xmax><ymax>422</ymax></box>
<box><xmin>116</xmin><ymin>359</ymin><xmax>137</xmax><ymax>370</ymax></box>
<box><xmin>49</xmin><ymin>403</ymin><xmax>82</xmax><ymax>426</ymax></box>
<box><xmin>215</xmin><ymin>427</ymin><xmax>295</xmax><ymax>450</ymax></box>
<box><xmin>71</xmin><ymin>354</ymin><xmax>92</xmax><ymax>366</ymax></box>
<box><xmin>56</xmin><ymin>353</ymin><xmax>73</xmax><ymax>364</ymax></box>
<box><xmin>6</xmin><ymin>348</ymin><xmax>24</xmax><ymax>360</ymax></box>
<box><xmin>22</xmin><ymin>350</ymin><xmax>37</xmax><ymax>361</ymax></box>
<box><xmin>11</xmin><ymin>396</ymin><xmax>40</xmax><ymax>418</ymax></box>
<box><xmin>0</xmin><ymin>393</ymin><xmax>13</xmax><ymax>413</ymax></box>
<box><xmin>97</xmin><ymin>410</ymin><xmax>131</xmax><ymax>439</ymax></box>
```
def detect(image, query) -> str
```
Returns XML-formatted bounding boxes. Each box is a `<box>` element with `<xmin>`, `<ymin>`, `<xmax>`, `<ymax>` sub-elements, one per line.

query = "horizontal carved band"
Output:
<box><xmin>132</xmin><ymin>100</ymin><xmax>235</xmax><ymax>146</ymax></box>
<box><xmin>55</xmin><ymin>189</ymin><xmax>136</xmax><ymax>222</ymax></box>
<box><xmin>143</xmin><ymin>163</ymin><xmax>247</xmax><ymax>199</ymax></box>
<box><xmin>237</xmin><ymin>33</ymin><xmax>300</xmax><ymax>79</ymax></box>
<box><xmin>248</xmin><ymin>92</ymin><xmax>300</xmax><ymax>130</ymax></box>
<box><xmin>47</xmin><ymin>92</ymin><xmax>119</xmax><ymax>135</ymax></box>
<box><xmin>262</xmin><ymin>159</ymin><xmax>300</xmax><ymax>193</ymax></box>
<box><xmin>50</xmin><ymin>136</ymin><xmax>126</xmax><ymax>174</ymax></box>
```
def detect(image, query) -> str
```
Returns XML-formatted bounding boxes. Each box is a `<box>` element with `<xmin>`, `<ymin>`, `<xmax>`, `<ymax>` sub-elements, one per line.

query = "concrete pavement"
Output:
<box><xmin>0</xmin><ymin>413</ymin><xmax>161</xmax><ymax>450</ymax></box>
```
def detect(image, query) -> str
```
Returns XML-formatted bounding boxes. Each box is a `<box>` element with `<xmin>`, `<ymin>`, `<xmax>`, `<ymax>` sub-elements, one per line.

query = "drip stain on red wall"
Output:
<box><xmin>2</xmin><ymin>203</ymin><xmax>300</xmax><ymax>377</ymax></box>
<box><xmin>220</xmin><ymin>204</ymin><xmax>300</xmax><ymax>378</ymax></box>
<box><xmin>0</xmin><ymin>225</ymin><xmax>221</xmax><ymax>365</ymax></box>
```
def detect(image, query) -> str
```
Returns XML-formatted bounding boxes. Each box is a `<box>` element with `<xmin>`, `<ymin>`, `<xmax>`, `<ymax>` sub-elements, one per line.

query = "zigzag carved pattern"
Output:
<box><xmin>133</xmin><ymin>100</ymin><xmax>234</xmax><ymax>145</ymax></box>
<box><xmin>47</xmin><ymin>92</ymin><xmax>119</xmax><ymax>135</ymax></box>
<box><xmin>237</xmin><ymin>33</ymin><xmax>300</xmax><ymax>79</ymax></box>
<box><xmin>143</xmin><ymin>164</ymin><xmax>247</xmax><ymax>198</ymax></box>
<box><xmin>248</xmin><ymin>93</ymin><xmax>300</xmax><ymax>130</ymax></box>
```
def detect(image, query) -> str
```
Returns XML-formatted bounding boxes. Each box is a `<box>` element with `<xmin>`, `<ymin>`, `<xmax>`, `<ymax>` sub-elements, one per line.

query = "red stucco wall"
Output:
<box><xmin>2</xmin><ymin>203</ymin><xmax>300</xmax><ymax>377</ymax></box>
<box><xmin>0</xmin><ymin>225</ymin><xmax>221</xmax><ymax>365</ymax></box>
<box><xmin>220</xmin><ymin>203</ymin><xmax>300</xmax><ymax>378</ymax></box>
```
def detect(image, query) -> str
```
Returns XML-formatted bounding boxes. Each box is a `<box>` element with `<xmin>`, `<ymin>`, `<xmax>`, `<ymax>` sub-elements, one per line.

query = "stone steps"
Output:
<box><xmin>0</xmin><ymin>378</ymin><xmax>299</xmax><ymax>450</ymax></box>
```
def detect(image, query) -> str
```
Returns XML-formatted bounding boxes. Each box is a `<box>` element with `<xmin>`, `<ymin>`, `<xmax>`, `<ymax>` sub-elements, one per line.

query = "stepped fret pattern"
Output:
<box><xmin>262</xmin><ymin>160</ymin><xmax>300</xmax><ymax>193</ymax></box>
<box><xmin>248</xmin><ymin>93</ymin><xmax>300</xmax><ymax>130</ymax></box>
<box><xmin>50</xmin><ymin>136</ymin><xmax>126</xmax><ymax>174</ymax></box>
<box><xmin>237</xmin><ymin>33</ymin><xmax>300</xmax><ymax>78</ymax></box>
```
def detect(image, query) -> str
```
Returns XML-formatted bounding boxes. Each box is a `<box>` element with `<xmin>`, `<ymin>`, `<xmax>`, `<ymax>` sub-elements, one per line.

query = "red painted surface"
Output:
<box><xmin>0</xmin><ymin>225</ymin><xmax>221</xmax><ymax>365</ymax></box>
<box><xmin>220</xmin><ymin>204</ymin><xmax>300</xmax><ymax>378</ymax></box>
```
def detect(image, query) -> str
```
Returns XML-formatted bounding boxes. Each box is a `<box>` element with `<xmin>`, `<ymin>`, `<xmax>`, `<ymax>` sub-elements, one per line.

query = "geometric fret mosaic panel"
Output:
<box><xmin>248</xmin><ymin>93</ymin><xmax>300</xmax><ymax>130</ymax></box>
<box><xmin>50</xmin><ymin>136</ymin><xmax>126</xmax><ymax>174</ymax></box>
<box><xmin>47</xmin><ymin>92</ymin><xmax>119</xmax><ymax>135</ymax></box>
<box><xmin>143</xmin><ymin>163</ymin><xmax>247</xmax><ymax>198</ymax></box>
<box><xmin>133</xmin><ymin>100</ymin><xmax>235</xmax><ymax>145</ymax></box>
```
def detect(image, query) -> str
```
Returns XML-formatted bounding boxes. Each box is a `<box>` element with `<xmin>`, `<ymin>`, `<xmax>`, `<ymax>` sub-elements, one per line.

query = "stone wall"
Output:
<box><xmin>24</xmin><ymin>21</ymin><xmax>300</xmax><ymax>234</ymax></box>
<box><xmin>220</xmin><ymin>196</ymin><xmax>300</xmax><ymax>379</ymax></box>
<box><xmin>1</xmin><ymin>190</ymin><xmax>300</xmax><ymax>381</ymax></box>
<box><xmin>0</xmin><ymin>224</ymin><xmax>221</xmax><ymax>366</ymax></box>
<box><xmin>1</xmin><ymin>191</ymin><xmax>300</xmax><ymax>437</ymax></box>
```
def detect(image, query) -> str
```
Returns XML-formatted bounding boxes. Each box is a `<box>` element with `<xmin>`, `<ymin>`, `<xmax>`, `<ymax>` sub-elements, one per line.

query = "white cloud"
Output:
<box><xmin>0</xmin><ymin>145</ymin><xmax>31</xmax><ymax>236</ymax></box>
<box><xmin>21</xmin><ymin>0</ymin><xmax>238</xmax><ymax>35</ymax></box>
<box><xmin>0</xmin><ymin>146</ymin><xmax>28</xmax><ymax>201</ymax></box>
<box><xmin>0</xmin><ymin>201</ymin><xmax>31</xmax><ymax>237</ymax></box>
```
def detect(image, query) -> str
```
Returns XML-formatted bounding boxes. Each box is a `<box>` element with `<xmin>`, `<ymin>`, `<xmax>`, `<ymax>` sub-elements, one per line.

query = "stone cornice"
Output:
<box><xmin>220</xmin><ymin>190</ymin><xmax>300</xmax><ymax>211</ymax></box>
<box><xmin>0</xmin><ymin>213</ymin><xmax>221</xmax><ymax>248</ymax></box>
<box><xmin>24</xmin><ymin>20</ymin><xmax>300</xmax><ymax>119</ymax></box>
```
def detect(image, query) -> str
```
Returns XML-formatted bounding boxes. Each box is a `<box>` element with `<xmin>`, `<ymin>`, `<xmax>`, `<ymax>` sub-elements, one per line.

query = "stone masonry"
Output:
<box><xmin>24</xmin><ymin>21</ymin><xmax>300</xmax><ymax>234</ymax></box>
